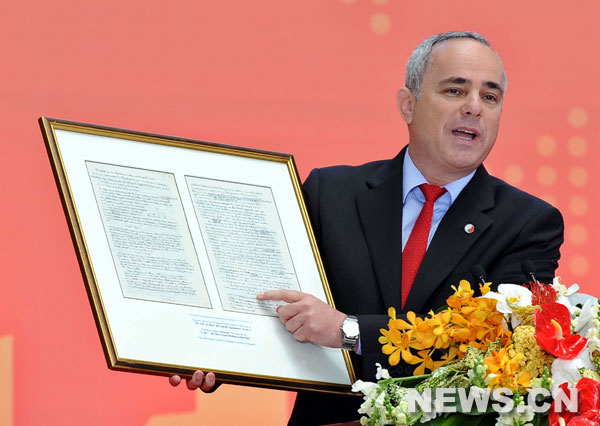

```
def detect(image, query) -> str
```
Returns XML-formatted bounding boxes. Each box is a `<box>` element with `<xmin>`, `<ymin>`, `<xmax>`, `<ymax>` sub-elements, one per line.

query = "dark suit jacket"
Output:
<box><xmin>288</xmin><ymin>147</ymin><xmax>564</xmax><ymax>425</ymax></box>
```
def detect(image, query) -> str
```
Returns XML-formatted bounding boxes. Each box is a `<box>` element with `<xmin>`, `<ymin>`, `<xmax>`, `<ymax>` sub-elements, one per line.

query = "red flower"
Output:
<box><xmin>577</xmin><ymin>378</ymin><xmax>600</xmax><ymax>413</ymax></box>
<box><xmin>569</xmin><ymin>410</ymin><xmax>600</xmax><ymax>426</ymax></box>
<box><xmin>568</xmin><ymin>416</ymin><xmax>600</xmax><ymax>426</ymax></box>
<box><xmin>534</xmin><ymin>302</ymin><xmax>588</xmax><ymax>360</ymax></box>
<box><xmin>549</xmin><ymin>379</ymin><xmax>600</xmax><ymax>426</ymax></box>
<box><xmin>528</xmin><ymin>281</ymin><xmax>557</xmax><ymax>305</ymax></box>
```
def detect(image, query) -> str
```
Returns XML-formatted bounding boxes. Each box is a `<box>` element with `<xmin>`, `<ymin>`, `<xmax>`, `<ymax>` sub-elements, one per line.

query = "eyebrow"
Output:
<box><xmin>439</xmin><ymin>77</ymin><xmax>504</xmax><ymax>93</ymax></box>
<box><xmin>439</xmin><ymin>77</ymin><xmax>470</xmax><ymax>86</ymax></box>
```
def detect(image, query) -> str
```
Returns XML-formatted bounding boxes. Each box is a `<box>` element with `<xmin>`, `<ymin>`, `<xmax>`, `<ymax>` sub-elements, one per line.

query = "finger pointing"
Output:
<box><xmin>257</xmin><ymin>289</ymin><xmax>303</xmax><ymax>303</ymax></box>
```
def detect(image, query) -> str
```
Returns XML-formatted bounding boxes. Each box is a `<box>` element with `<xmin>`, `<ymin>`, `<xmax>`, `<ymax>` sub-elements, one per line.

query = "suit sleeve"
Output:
<box><xmin>486</xmin><ymin>203</ymin><xmax>564</xmax><ymax>285</ymax></box>
<box><xmin>303</xmin><ymin>169</ymin><xmax>390</xmax><ymax>378</ymax></box>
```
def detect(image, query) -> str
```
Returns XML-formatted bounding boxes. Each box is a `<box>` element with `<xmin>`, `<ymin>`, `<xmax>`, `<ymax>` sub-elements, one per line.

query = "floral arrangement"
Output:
<box><xmin>352</xmin><ymin>278</ymin><xmax>600</xmax><ymax>426</ymax></box>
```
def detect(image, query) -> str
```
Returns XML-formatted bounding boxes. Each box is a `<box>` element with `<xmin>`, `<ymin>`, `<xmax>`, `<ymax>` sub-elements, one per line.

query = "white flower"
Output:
<box><xmin>552</xmin><ymin>277</ymin><xmax>579</xmax><ymax>311</ymax></box>
<box><xmin>374</xmin><ymin>391</ymin><xmax>389</xmax><ymax>423</ymax></box>
<box><xmin>551</xmin><ymin>342</ymin><xmax>595</xmax><ymax>396</ymax></box>
<box><xmin>482</xmin><ymin>284</ymin><xmax>532</xmax><ymax>328</ymax></box>
<box><xmin>419</xmin><ymin>410</ymin><xmax>437</xmax><ymax>423</ymax></box>
<box><xmin>495</xmin><ymin>403</ymin><xmax>534</xmax><ymax>426</ymax></box>
<box><xmin>375</xmin><ymin>363</ymin><xmax>390</xmax><ymax>380</ymax></box>
<box><xmin>353</xmin><ymin>366</ymin><xmax>422</xmax><ymax>425</ymax></box>
<box><xmin>390</xmin><ymin>409</ymin><xmax>409</xmax><ymax>425</ymax></box>
<box><xmin>552</xmin><ymin>277</ymin><xmax>579</xmax><ymax>297</ymax></box>
<box><xmin>391</xmin><ymin>402</ymin><xmax>411</xmax><ymax>425</ymax></box>
<box><xmin>358</xmin><ymin>393</ymin><xmax>376</xmax><ymax>417</ymax></box>
<box><xmin>573</xmin><ymin>298</ymin><xmax>598</xmax><ymax>335</ymax></box>
<box><xmin>352</xmin><ymin>379</ymin><xmax>377</xmax><ymax>395</ymax></box>
<box><xmin>483</xmin><ymin>284</ymin><xmax>532</xmax><ymax>313</ymax></box>
<box><xmin>353</xmin><ymin>378</ymin><xmax>381</xmax><ymax>421</ymax></box>
<box><xmin>588</xmin><ymin>337</ymin><xmax>600</xmax><ymax>353</ymax></box>
<box><xmin>419</xmin><ymin>401</ymin><xmax>438</xmax><ymax>423</ymax></box>
<box><xmin>390</xmin><ymin>394</ymin><xmax>423</xmax><ymax>426</ymax></box>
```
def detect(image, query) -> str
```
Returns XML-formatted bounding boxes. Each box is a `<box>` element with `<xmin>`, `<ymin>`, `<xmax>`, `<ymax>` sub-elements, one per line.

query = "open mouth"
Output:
<box><xmin>452</xmin><ymin>128</ymin><xmax>479</xmax><ymax>140</ymax></box>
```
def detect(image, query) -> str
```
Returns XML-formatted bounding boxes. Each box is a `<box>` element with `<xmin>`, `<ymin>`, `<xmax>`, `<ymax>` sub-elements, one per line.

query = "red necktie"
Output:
<box><xmin>401</xmin><ymin>184</ymin><xmax>446</xmax><ymax>308</ymax></box>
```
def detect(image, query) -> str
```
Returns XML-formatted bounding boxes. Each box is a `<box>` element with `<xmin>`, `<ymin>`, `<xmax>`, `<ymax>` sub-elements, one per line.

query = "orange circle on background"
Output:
<box><xmin>568</xmin><ymin>167</ymin><xmax>588</xmax><ymax>187</ymax></box>
<box><xmin>537</xmin><ymin>135</ymin><xmax>557</xmax><ymax>157</ymax></box>
<box><xmin>370</xmin><ymin>13</ymin><xmax>390</xmax><ymax>34</ymax></box>
<box><xmin>568</xmin><ymin>107</ymin><xmax>589</xmax><ymax>128</ymax></box>
<box><xmin>569</xmin><ymin>256</ymin><xmax>590</xmax><ymax>276</ymax></box>
<box><xmin>568</xmin><ymin>225</ymin><xmax>588</xmax><ymax>246</ymax></box>
<box><xmin>537</xmin><ymin>166</ymin><xmax>557</xmax><ymax>186</ymax></box>
<box><xmin>504</xmin><ymin>164</ymin><xmax>524</xmax><ymax>185</ymax></box>
<box><xmin>568</xmin><ymin>136</ymin><xmax>588</xmax><ymax>157</ymax></box>
<box><xmin>569</xmin><ymin>196</ymin><xmax>589</xmax><ymax>216</ymax></box>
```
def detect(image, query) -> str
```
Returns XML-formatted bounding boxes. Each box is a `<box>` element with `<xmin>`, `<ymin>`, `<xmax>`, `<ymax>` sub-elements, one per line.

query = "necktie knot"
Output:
<box><xmin>419</xmin><ymin>184</ymin><xmax>446</xmax><ymax>203</ymax></box>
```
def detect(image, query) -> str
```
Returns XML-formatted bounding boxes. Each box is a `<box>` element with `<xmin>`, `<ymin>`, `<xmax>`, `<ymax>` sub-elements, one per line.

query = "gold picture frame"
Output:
<box><xmin>40</xmin><ymin>117</ymin><xmax>356</xmax><ymax>394</ymax></box>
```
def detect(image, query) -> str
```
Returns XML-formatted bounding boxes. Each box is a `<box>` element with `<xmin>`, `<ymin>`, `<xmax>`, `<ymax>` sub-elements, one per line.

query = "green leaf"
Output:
<box><xmin>393</xmin><ymin>373</ymin><xmax>432</xmax><ymax>387</ymax></box>
<box><xmin>530</xmin><ymin>412</ymin><xmax>549</xmax><ymax>426</ymax></box>
<box><xmin>419</xmin><ymin>412</ymin><xmax>496</xmax><ymax>426</ymax></box>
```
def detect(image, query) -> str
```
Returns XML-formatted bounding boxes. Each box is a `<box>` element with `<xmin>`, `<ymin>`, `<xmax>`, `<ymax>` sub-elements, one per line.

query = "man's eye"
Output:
<box><xmin>446</xmin><ymin>88</ymin><xmax>461</xmax><ymax>95</ymax></box>
<box><xmin>483</xmin><ymin>94</ymin><xmax>498</xmax><ymax>102</ymax></box>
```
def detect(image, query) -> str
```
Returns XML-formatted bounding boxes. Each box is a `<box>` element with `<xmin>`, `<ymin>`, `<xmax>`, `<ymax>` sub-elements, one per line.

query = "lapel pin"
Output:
<box><xmin>464</xmin><ymin>224</ymin><xmax>475</xmax><ymax>234</ymax></box>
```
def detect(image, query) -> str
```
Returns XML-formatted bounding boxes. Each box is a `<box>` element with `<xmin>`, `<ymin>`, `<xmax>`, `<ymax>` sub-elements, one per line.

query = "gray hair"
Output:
<box><xmin>405</xmin><ymin>31</ymin><xmax>507</xmax><ymax>97</ymax></box>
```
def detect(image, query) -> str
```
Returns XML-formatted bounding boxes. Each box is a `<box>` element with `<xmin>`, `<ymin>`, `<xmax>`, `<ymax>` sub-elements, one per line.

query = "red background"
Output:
<box><xmin>1</xmin><ymin>0</ymin><xmax>599</xmax><ymax>424</ymax></box>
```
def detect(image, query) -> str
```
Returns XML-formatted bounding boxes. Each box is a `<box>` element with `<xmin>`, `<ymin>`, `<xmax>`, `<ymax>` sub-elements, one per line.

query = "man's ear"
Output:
<box><xmin>396</xmin><ymin>87</ymin><xmax>415</xmax><ymax>125</ymax></box>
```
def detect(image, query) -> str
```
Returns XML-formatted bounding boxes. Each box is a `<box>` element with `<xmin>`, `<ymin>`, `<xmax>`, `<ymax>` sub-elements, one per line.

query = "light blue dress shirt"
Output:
<box><xmin>402</xmin><ymin>149</ymin><xmax>475</xmax><ymax>250</ymax></box>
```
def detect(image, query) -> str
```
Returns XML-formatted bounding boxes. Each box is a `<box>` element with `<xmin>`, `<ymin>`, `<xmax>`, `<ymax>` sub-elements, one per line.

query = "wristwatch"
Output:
<box><xmin>340</xmin><ymin>315</ymin><xmax>360</xmax><ymax>351</ymax></box>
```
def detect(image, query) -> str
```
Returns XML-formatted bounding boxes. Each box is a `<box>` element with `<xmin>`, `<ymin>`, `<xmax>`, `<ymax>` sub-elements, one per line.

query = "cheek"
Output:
<box><xmin>486</xmin><ymin>112</ymin><xmax>502</xmax><ymax>136</ymax></box>
<box><xmin>416</xmin><ymin>101</ymin><xmax>445</xmax><ymax>127</ymax></box>
<box><xmin>484</xmin><ymin>128</ymin><xmax>499</xmax><ymax>152</ymax></box>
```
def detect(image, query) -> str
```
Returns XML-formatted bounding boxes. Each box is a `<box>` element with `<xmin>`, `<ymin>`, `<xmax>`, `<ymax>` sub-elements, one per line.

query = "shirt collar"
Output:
<box><xmin>402</xmin><ymin>148</ymin><xmax>476</xmax><ymax>204</ymax></box>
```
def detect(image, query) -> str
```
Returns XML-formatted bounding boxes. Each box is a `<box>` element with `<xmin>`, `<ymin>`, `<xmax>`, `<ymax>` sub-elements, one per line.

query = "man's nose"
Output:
<box><xmin>460</xmin><ymin>95</ymin><xmax>482</xmax><ymax>117</ymax></box>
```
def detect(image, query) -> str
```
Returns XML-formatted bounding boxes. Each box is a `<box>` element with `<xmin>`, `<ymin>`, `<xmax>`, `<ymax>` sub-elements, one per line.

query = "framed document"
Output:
<box><xmin>40</xmin><ymin>117</ymin><xmax>356</xmax><ymax>394</ymax></box>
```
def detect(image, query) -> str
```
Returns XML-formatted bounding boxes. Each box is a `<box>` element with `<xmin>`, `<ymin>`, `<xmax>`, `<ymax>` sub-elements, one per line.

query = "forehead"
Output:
<box><xmin>424</xmin><ymin>39</ymin><xmax>504</xmax><ymax>89</ymax></box>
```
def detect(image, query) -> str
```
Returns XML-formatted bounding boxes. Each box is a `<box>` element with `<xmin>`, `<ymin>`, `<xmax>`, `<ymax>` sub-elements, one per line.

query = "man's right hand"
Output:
<box><xmin>169</xmin><ymin>371</ymin><xmax>217</xmax><ymax>392</ymax></box>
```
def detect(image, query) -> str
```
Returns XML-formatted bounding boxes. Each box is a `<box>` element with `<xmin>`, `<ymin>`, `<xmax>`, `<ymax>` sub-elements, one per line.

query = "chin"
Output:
<box><xmin>447</xmin><ymin>159</ymin><xmax>483</xmax><ymax>175</ymax></box>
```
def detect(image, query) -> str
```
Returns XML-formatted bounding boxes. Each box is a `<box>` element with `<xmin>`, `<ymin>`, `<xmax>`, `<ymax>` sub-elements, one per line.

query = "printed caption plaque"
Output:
<box><xmin>40</xmin><ymin>117</ymin><xmax>356</xmax><ymax>394</ymax></box>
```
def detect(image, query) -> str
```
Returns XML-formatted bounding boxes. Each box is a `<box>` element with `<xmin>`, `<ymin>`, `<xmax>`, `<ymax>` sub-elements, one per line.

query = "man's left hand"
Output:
<box><xmin>257</xmin><ymin>290</ymin><xmax>346</xmax><ymax>348</ymax></box>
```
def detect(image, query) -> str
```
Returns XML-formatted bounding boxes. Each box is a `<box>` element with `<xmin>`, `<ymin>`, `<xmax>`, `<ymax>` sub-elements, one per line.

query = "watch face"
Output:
<box><xmin>344</xmin><ymin>321</ymin><xmax>359</xmax><ymax>337</ymax></box>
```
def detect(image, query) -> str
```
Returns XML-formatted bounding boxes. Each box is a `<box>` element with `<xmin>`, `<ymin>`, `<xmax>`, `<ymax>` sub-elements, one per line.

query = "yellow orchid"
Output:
<box><xmin>415</xmin><ymin>311</ymin><xmax>452</xmax><ymax>349</ymax></box>
<box><xmin>483</xmin><ymin>346</ymin><xmax>532</xmax><ymax>390</ymax></box>
<box><xmin>479</xmin><ymin>281</ymin><xmax>492</xmax><ymax>295</ymax></box>
<box><xmin>447</xmin><ymin>280</ymin><xmax>475</xmax><ymax>309</ymax></box>
<box><xmin>402</xmin><ymin>349</ymin><xmax>446</xmax><ymax>376</ymax></box>
<box><xmin>379</xmin><ymin>280</ymin><xmax>514</xmax><ymax>375</ymax></box>
<box><xmin>379</xmin><ymin>308</ymin><xmax>426</xmax><ymax>365</ymax></box>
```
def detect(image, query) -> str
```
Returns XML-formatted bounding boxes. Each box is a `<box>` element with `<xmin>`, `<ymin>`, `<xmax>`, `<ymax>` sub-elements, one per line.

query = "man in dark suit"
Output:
<box><xmin>280</xmin><ymin>150</ymin><xmax>562</xmax><ymax>425</ymax></box>
<box><xmin>171</xmin><ymin>31</ymin><xmax>564</xmax><ymax>425</ymax></box>
<box><xmin>257</xmin><ymin>31</ymin><xmax>563</xmax><ymax>425</ymax></box>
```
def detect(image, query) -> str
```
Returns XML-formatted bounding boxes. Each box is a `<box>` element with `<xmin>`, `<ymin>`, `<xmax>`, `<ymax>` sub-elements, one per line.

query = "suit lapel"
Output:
<box><xmin>356</xmin><ymin>150</ymin><xmax>406</xmax><ymax>308</ymax></box>
<box><xmin>403</xmin><ymin>166</ymin><xmax>496</xmax><ymax>312</ymax></box>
